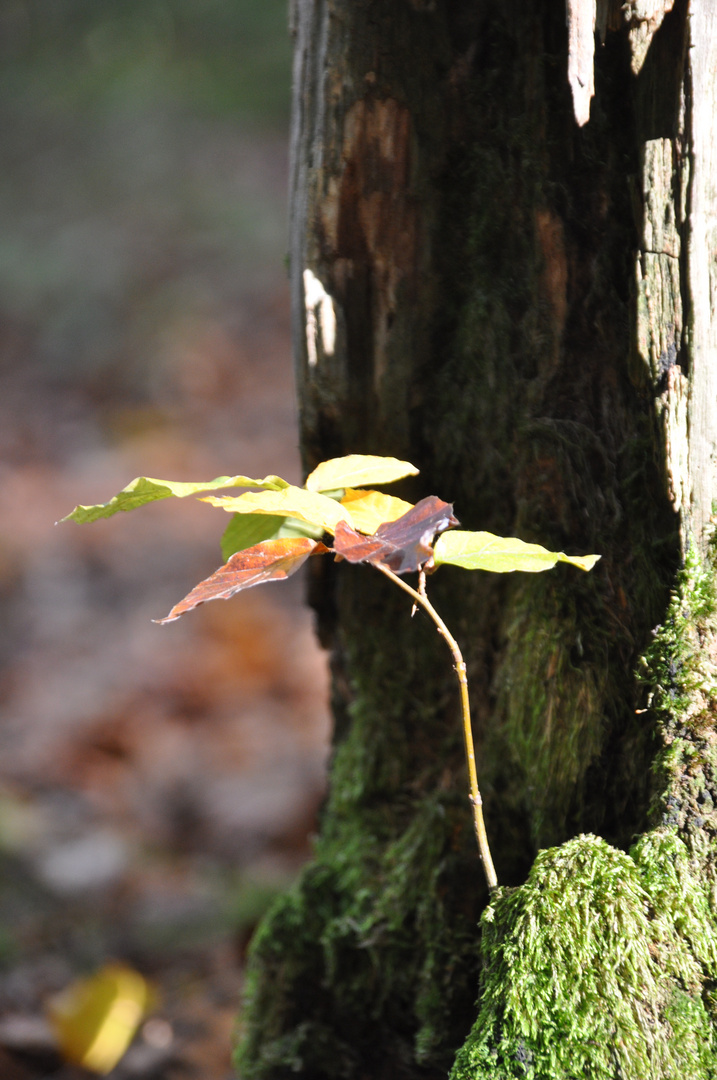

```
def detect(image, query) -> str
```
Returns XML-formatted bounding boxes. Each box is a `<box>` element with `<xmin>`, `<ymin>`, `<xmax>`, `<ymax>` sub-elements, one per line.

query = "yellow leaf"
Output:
<box><xmin>202</xmin><ymin>484</ymin><xmax>351</xmax><ymax>535</ymax></box>
<box><xmin>48</xmin><ymin>963</ymin><xmax>152</xmax><ymax>1075</ymax></box>
<box><xmin>341</xmin><ymin>489</ymin><xmax>414</xmax><ymax>534</ymax></box>
<box><xmin>433</xmin><ymin>531</ymin><xmax>601</xmax><ymax>574</ymax></box>
<box><xmin>305</xmin><ymin>454</ymin><xmax>418</xmax><ymax>492</ymax></box>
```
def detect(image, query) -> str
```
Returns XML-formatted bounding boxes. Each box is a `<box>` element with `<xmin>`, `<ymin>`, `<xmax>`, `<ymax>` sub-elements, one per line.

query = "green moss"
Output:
<box><xmin>236</xmin><ymin>864</ymin><xmax>369</xmax><ymax>1080</ymax></box>
<box><xmin>631</xmin><ymin>829</ymin><xmax>717</xmax><ymax>987</ymax></box>
<box><xmin>635</xmin><ymin>543</ymin><xmax>717</xmax><ymax>838</ymax></box>
<box><xmin>237</xmin><ymin>792</ymin><xmax>484</xmax><ymax>1078</ymax></box>
<box><xmin>451</xmin><ymin>833</ymin><xmax>717</xmax><ymax>1080</ymax></box>
<box><xmin>489</xmin><ymin>574</ymin><xmax>610</xmax><ymax>849</ymax></box>
<box><xmin>637</xmin><ymin>543</ymin><xmax>716</xmax><ymax>736</ymax></box>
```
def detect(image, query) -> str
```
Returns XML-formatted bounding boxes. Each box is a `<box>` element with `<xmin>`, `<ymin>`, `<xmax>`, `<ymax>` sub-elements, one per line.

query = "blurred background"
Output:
<box><xmin>0</xmin><ymin>2</ymin><xmax>331</xmax><ymax>1077</ymax></box>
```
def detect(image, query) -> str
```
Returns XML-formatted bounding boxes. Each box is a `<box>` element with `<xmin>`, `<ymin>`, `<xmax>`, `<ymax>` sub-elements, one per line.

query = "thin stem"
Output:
<box><xmin>374</xmin><ymin>563</ymin><xmax>498</xmax><ymax>892</ymax></box>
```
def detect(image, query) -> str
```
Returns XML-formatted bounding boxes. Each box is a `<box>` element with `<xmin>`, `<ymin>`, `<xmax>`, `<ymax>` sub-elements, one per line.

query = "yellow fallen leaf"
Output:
<box><xmin>48</xmin><ymin>963</ymin><xmax>153</xmax><ymax>1075</ymax></box>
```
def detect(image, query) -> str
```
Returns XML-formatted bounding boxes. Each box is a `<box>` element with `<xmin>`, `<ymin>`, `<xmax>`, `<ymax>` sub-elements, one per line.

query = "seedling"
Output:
<box><xmin>62</xmin><ymin>454</ymin><xmax>599</xmax><ymax>891</ymax></box>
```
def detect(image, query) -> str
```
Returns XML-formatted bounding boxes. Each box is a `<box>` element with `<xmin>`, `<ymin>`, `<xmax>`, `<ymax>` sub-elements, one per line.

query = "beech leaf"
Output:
<box><xmin>156</xmin><ymin>537</ymin><xmax>328</xmax><ymax>623</ymax></box>
<box><xmin>203</xmin><ymin>485</ymin><xmax>351</xmax><ymax>534</ymax></box>
<box><xmin>432</xmin><ymin>530</ymin><xmax>601</xmax><ymax>573</ymax></box>
<box><xmin>48</xmin><ymin>963</ymin><xmax>151</xmax><ymax>1075</ymax></box>
<box><xmin>340</xmin><ymin>489</ymin><xmax>414</xmax><ymax>534</ymax></box>
<box><xmin>332</xmin><ymin>496</ymin><xmax>458</xmax><ymax>574</ymax></box>
<box><xmin>61</xmin><ymin>474</ymin><xmax>288</xmax><ymax>524</ymax></box>
<box><xmin>305</xmin><ymin>454</ymin><xmax>419</xmax><ymax>493</ymax></box>
<box><xmin>220</xmin><ymin>513</ymin><xmax>287</xmax><ymax>561</ymax></box>
<box><xmin>220</xmin><ymin>513</ymin><xmax>325</xmax><ymax>561</ymax></box>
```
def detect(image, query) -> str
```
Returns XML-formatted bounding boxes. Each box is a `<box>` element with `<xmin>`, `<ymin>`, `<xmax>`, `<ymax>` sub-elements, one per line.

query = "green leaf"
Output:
<box><xmin>61</xmin><ymin>474</ymin><xmax>288</xmax><ymax>524</ymax></box>
<box><xmin>304</xmin><ymin>454</ymin><xmax>419</xmax><ymax>493</ymax></box>
<box><xmin>220</xmin><ymin>513</ymin><xmax>286</xmax><ymax>562</ymax></box>
<box><xmin>277</xmin><ymin>517</ymin><xmax>327</xmax><ymax>541</ymax></box>
<box><xmin>203</xmin><ymin>485</ymin><xmax>351</xmax><ymax>535</ymax></box>
<box><xmin>433</xmin><ymin>530</ymin><xmax>601</xmax><ymax>574</ymax></box>
<box><xmin>220</xmin><ymin>513</ymin><xmax>325</xmax><ymax>561</ymax></box>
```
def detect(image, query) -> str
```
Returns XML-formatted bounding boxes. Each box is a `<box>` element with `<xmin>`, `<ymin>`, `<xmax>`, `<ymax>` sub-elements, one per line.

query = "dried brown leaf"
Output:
<box><xmin>156</xmin><ymin>537</ymin><xmax>328</xmax><ymax>623</ymax></box>
<box><xmin>332</xmin><ymin>496</ymin><xmax>458</xmax><ymax>574</ymax></box>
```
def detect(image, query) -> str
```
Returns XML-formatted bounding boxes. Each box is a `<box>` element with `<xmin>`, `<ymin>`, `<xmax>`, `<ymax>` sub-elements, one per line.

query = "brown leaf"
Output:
<box><xmin>156</xmin><ymin>538</ymin><xmax>328</xmax><ymax>623</ymax></box>
<box><xmin>332</xmin><ymin>496</ymin><xmax>458</xmax><ymax>574</ymax></box>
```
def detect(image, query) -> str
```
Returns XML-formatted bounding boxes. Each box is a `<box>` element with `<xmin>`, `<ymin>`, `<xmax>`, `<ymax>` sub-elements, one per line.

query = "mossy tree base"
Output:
<box><xmin>452</xmin><ymin>831</ymin><xmax>717</xmax><ymax>1080</ymax></box>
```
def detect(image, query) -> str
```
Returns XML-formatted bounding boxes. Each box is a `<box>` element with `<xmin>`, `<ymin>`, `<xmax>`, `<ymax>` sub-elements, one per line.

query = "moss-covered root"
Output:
<box><xmin>451</xmin><ymin>832</ymin><xmax>717</xmax><ymax>1080</ymax></box>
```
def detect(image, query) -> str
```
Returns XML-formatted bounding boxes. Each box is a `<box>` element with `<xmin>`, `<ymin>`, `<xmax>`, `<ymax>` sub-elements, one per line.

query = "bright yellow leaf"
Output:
<box><xmin>48</xmin><ymin>963</ymin><xmax>153</xmax><ymax>1075</ymax></box>
<box><xmin>341</xmin><ymin>489</ymin><xmax>414</xmax><ymax>534</ymax></box>
<box><xmin>305</xmin><ymin>454</ymin><xmax>418</xmax><ymax>492</ymax></box>
<box><xmin>202</xmin><ymin>484</ymin><xmax>351</xmax><ymax>535</ymax></box>
<box><xmin>433</xmin><ymin>531</ymin><xmax>601</xmax><ymax>573</ymax></box>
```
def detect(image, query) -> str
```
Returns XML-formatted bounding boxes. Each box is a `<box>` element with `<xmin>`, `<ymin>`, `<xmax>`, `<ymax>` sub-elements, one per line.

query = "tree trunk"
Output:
<box><xmin>238</xmin><ymin>2</ymin><xmax>717</xmax><ymax>1077</ymax></box>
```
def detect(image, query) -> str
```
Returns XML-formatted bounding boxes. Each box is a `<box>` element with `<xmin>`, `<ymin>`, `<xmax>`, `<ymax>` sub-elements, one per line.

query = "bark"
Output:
<box><xmin>238</xmin><ymin>2</ymin><xmax>717</xmax><ymax>1078</ymax></box>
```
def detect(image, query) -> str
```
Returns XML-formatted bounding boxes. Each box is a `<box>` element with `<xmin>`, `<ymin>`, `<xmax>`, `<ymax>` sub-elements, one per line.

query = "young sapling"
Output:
<box><xmin>62</xmin><ymin>453</ymin><xmax>599</xmax><ymax>892</ymax></box>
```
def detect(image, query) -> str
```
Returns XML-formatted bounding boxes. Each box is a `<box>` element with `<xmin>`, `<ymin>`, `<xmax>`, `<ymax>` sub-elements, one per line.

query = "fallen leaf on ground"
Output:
<box><xmin>48</xmin><ymin>963</ymin><xmax>152</xmax><ymax>1075</ymax></box>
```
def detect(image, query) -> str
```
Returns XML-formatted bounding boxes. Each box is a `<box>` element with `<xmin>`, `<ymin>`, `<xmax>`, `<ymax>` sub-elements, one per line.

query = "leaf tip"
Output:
<box><xmin>572</xmin><ymin>553</ymin><xmax>601</xmax><ymax>571</ymax></box>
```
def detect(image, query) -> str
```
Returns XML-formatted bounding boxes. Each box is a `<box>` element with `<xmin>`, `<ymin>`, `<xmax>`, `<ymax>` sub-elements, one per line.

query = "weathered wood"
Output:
<box><xmin>686</xmin><ymin>4</ymin><xmax>717</xmax><ymax>548</ymax></box>
<box><xmin>624</xmin><ymin>0</ymin><xmax>676</xmax><ymax>73</ymax></box>
<box><xmin>567</xmin><ymin>0</ymin><xmax>596</xmax><ymax>125</ymax></box>
<box><xmin>289</xmin><ymin>0</ymin><xmax>445</xmax><ymax>467</ymax></box>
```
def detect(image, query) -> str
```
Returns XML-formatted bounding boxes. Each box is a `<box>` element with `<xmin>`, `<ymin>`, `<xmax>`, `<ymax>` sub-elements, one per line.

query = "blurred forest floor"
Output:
<box><xmin>0</xmin><ymin>4</ymin><xmax>330</xmax><ymax>1077</ymax></box>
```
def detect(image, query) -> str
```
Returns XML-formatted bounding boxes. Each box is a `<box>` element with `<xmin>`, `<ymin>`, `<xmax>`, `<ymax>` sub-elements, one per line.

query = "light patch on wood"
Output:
<box><xmin>303</xmin><ymin>268</ymin><xmax>337</xmax><ymax>368</ymax></box>
<box><xmin>636</xmin><ymin>139</ymin><xmax>682</xmax><ymax>384</ymax></box>
<box><xmin>566</xmin><ymin>0</ymin><xmax>596</xmax><ymax>126</ymax></box>
<box><xmin>687</xmin><ymin>5</ymin><xmax>717</xmax><ymax>547</ymax></box>
<box><xmin>662</xmin><ymin>365</ymin><xmax>690</xmax><ymax>513</ymax></box>
<box><xmin>634</xmin><ymin>138</ymin><xmax>687</xmax><ymax>517</ymax></box>
<box><xmin>595</xmin><ymin>0</ymin><xmax>622</xmax><ymax>42</ymax></box>
<box><xmin>623</xmin><ymin>0</ymin><xmax>675</xmax><ymax>75</ymax></box>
